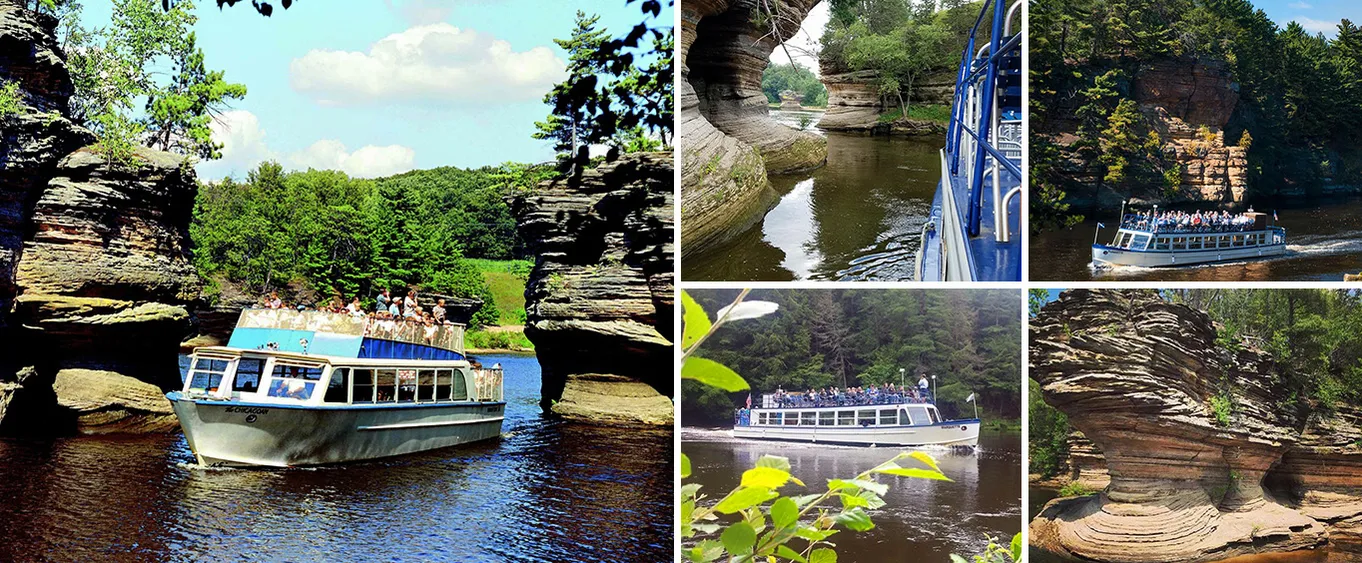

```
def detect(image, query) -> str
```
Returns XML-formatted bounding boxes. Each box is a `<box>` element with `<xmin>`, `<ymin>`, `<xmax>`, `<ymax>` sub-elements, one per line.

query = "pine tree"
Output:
<box><xmin>144</xmin><ymin>31</ymin><xmax>247</xmax><ymax>159</ymax></box>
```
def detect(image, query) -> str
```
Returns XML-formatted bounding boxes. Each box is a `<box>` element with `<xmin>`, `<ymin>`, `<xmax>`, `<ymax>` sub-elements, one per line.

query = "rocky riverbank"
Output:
<box><xmin>511</xmin><ymin>153</ymin><xmax>674</xmax><ymax>427</ymax></box>
<box><xmin>1</xmin><ymin>2</ymin><xmax>197</xmax><ymax>434</ymax></box>
<box><xmin>1030</xmin><ymin>289</ymin><xmax>1362</xmax><ymax>562</ymax></box>
<box><xmin>679</xmin><ymin>0</ymin><xmax>827</xmax><ymax>256</ymax></box>
<box><xmin>818</xmin><ymin>67</ymin><xmax>952</xmax><ymax>135</ymax></box>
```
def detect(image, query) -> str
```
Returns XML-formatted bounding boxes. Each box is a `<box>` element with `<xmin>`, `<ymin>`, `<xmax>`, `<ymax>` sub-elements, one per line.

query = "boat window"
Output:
<box><xmin>231</xmin><ymin>358</ymin><xmax>264</xmax><ymax>393</ymax></box>
<box><xmin>353</xmin><ymin>369</ymin><xmax>375</xmax><ymax>403</ymax></box>
<box><xmin>397</xmin><ymin>368</ymin><xmax>417</xmax><ymax>402</ymax></box>
<box><xmin>928</xmin><ymin>408</ymin><xmax>941</xmax><ymax>424</ymax></box>
<box><xmin>375</xmin><ymin>370</ymin><xmax>397</xmax><ymax>402</ymax></box>
<box><xmin>1172</xmin><ymin>237</ymin><xmax>1184</xmax><ymax>250</ymax></box>
<box><xmin>758</xmin><ymin>412</ymin><xmax>768</xmax><ymax>425</ymax></box>
<box><xmin>818</xmin><ymin>411</ymin><xmax>834</xmax><ymax>426</ymax></box>
<box><xmin>324</xmin><ymin>368</ymin><xmax>349</xmax><ymax>403</ymax></box>
<box><xmin>453</xmin><ymin>368</ymin><xmax>469</xmax><ymax>400</ymax></box>
<box><xmin>899</xmin><ymin>409</ymin><xmax>910</xmax><ymax>425</ymax></box>
<box><xmin>188</xmin><ymin>357</ymin><xmax>230</xmax><ymax>392</ymax></box>
<box><xmin>837</xmin><ymin>411</ymin><xmax>854</xmax><ymax>426</ymax></box>
<box><xmin>267</xmin><ymin>364</ymin><xmax>322</xmax><ymax>400</ymax></box>
<box><xmin>1189</xmin><ymin>237</ymin><xmax>1201</xmax><ymax>249</ymax></box>
<box><xmin>857</xmin><ymin>409</ymin><xmax>876</xmax><ymax>426</ymax></box>
<box><xmin>771</xmin><ymin>412</ymin><xmax>783</xmax><ymax>425</ymax></box>
<box><xmin>1131</xmin><ymin>235</ymin><xmax>1150</xmax><ymax>250</ymax></box>
<box><xmin>417</xmin><ymin>369</ymin><xmax>437</xmax><ymax>402</ymax></box>
<box><xmin>801</xmin><ymin>412</ymin><xmax>816</xmax><ymax>425</ymax></box>
<box><xmin>1154</xmin><ymin>237</ymin><xmax>1169</xmax><ymax>250</ymax></box>
<box><xmin>907</xmin><ymin>406</ymin><xmax>929</xmax><ymax>425</ymax></box>
<box><xmin>879</xmin><ymin>410</ymin><xmax>896</xmax><ymax>425</ymax></box>
<box><xmin>435</xmin><ymin>370</ymin><xmax>452</xmax><ymax>401</ymax></box>
<box><xmin>784</xmin><ymin>412</ymin><xmax>799</xmax><ymax>425</ymax></box>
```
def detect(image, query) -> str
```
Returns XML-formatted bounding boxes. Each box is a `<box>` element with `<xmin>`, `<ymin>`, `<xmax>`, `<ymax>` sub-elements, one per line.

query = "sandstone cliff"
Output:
<box><xmin>680</xmin><ymin>0</ymin><xmax>827</xmax><ymax>257</ymax></box>
<box><xmin>818</xmin><ymin>68</ymin><xmax>952</xmax><ymax>134</ymax></box>
<box><xmin>1</xmin><ymin>0</ymin><xmax>197</xmax><ymax>434</ymax></box>
<box><xmin>511</xmin><ymin>153</ymin><xmax>674</xmax><ymax>427</ymax></box>
<box><xmin>1031</xmin><ymin>289</ymin><xmax>1362</xmax><ymax>562</ymax></box>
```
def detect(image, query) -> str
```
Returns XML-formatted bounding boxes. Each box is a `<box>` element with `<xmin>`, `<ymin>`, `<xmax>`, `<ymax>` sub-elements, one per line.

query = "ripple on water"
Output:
<box><xmin>0</xmin><ymin>354</ymin><xmax>673</xmax><ymax>563</ymax></box>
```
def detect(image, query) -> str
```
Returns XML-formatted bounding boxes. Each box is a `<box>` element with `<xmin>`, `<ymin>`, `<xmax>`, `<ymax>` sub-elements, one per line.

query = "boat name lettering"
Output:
<box><xmin>225</xmin><ymin>406</ymin><xmax>269</xmax><ymax>415</ymax></box>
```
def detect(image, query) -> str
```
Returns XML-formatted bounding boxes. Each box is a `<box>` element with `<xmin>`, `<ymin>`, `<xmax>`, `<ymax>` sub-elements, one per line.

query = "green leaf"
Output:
<box><xmin>873</xmin><ymin>467</ymin><xmax>952</xmax><ymax>481</ymax></box>
<box><xmin>681</xmin><ymin>453</ymin><xmax>692</xmax><ymax>478</ymax></box>
<box><xmin>906</xmin><ymin>451</ymin><xmax>942</xmax><ymax>472</ymax></box>
<box><xmin>681</xmin><ymin>357</ymin><xmax>749</xmax><ymax>392</ymax></box>
<box><xmin>848</xmin><ymin>478</ymin><xmax>889</xmax><ymax>496</ymax></box>
<box><xmin>741</xmin><ymin>466</ymin><xmax>792</xmax><ymax>489</ymax></box>
<box><xmin>949</xmin><ymin>555</ymin><xmax>969</xmax><ymax>563</ymax></box>
<box><xmin>833</xmin><ymin>507</ymin><xmax>875</xmax><ymax>531</ymax></box>
<box><xmin>756</xmin><ymin>455</ymin><xmax>792</xmax><ymax>472</ymax></box>
<box><xmin>839</xmin><ymin>492</ymin><xmax>869</xmax><ymax>509</ymax></box>
<box><xmin>681</xmin><ymin>290</ymin><xmax>711</xmax><ymax>348</ymax></box>
<box><xmin>720</xmin><ymin>522</ymin><xmax>757</xmax><ymax>555</ymax></box>
<box><xmin>777</xmin><ymin>545</ymin><xmax>808</xmax><ymax>563</ymax></box>
<box><xmin>792</xmin><ymin>494</ymin><xmax>822</xmax><ymax>507</ymax></box>
<box><xmin>1010</xmin><ymin>532</ymin><xmax>1022</xmax><ymax>561</ymax></box>
<box><xmin>713</xmin><ymin>486</ymin><xmax>778</xmax><ymax>514</ymax></box>
<box><xmin>692</xmin><ymin>540</ymin><xmax>725</xmax><ymax>562</ymax></box>
<box><xmin>681</xmin><ymin>499</ymin><xmax>695</xmax><ymax>537</ymax></box>
<box><xmin>809</xmin><ymin>547</ymin><xmax>838</xmax><ymax>563</ymax></box>
<box><xmin>795</xmin><ymin>526</ymin><xmax>838</xmax><ymax>542</ymax></box>
<box><xmin>681</xmin><ymin>483</ymin><xmax>703</xmax><ymax>499</ymax></box>
<box><xmin>770</xmin><ymin>496</ymin><xmax>798</xmax><ymax>528</ymax></box>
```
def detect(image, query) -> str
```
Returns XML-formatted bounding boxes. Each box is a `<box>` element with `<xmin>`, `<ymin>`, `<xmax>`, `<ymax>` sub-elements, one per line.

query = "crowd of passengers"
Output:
<box><xmin>261</xmin><ymin>288</ymin><xmax>455</xmax><ymax>327</ymax></box>
<box><xmin>769</xmin><ymin>382</ymin><xmax>933</xmax><ymax>408</ymax></box>
<box><xmin>1120</xmin><ymin>208</ymin><xmax>1262</xmax><ymax>234</ymax></box>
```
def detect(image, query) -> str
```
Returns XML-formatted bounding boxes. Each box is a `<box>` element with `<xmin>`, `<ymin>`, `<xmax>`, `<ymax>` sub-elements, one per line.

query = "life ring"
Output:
<box><xmin>961</xmin><ymin>425</ymin><xmax>968</xmax><ymax>431</ymax></box>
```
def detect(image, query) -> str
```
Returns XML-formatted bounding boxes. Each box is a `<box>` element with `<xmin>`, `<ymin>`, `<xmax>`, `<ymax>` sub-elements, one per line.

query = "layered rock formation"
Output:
<box><xmin>680</xmin><ymin>0</ymin><xmax>827</xmax><ymax>256</ymax></box>
<box><xmin>1031</xmin><ymin>289</ymin><xmax>1362</xmax><ymax>562</ymax></box>
<box><xmin>0</xmin><ymin>2</ymin><xmax>92</xmax><ymax>329</ymax></box>
<box><xmin>511</xmin><ymin>153</ymin><xmax>674</xmax><ymax>427</ymax></box>
<box><xmin>819</xmin><ymin>68</ymin><xmax>953</xmax><ymax>133</ymax></box>
<box><xmin>1066</xmin><ymin>431</ymin><xmax>1111</xmax><ymax>490</ymax></box>
<box><xmin>1</xmin><ymin>1</ymin><xmax>198</xmax><ymax>434</ymax></box>
<box><xmin>1135</xmin><ymin>59</ymin><xmax>1248</xmax><ymax>203</ymax></box>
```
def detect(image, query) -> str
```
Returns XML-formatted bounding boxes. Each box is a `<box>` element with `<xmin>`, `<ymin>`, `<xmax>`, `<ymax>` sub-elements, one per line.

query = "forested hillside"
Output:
<box><xmin>761</xmin><ymin>62</ymin><xmax>827</xmax><ymax>106</ymax></box>
<box><xmin>1031</xmin><ymin>0</ymin><xmax>1362</xmax><ymax>231</ymax></box>
<box><xmin>682</xmin><ymin>289</ymin><xmax>1021</xmax><ymax>425</ymax></box>
<box><xmin>191</xmin><ymin>162</ymin><xmax>552</xmax><ymax>327</ymax></box>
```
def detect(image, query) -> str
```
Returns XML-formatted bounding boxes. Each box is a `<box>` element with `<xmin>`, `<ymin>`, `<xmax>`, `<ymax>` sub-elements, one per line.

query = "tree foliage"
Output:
<box><xmin>1030</xmin><ymin>0</ymin><xmax>1362</xmax><ymax>229</ymax></box>
<box><xmin>761</xmin><ymin>62</ymin><xmax>828</xmax><ymax>107</ymax></box>
<box><xmin>682</xmin><ymin>289</ymin><xmax>1021</xmax><ymax>425</ymax></box>
<box><xmin>191</xmin><ymin>162</ymin><xmax>548</xmax><ymax>328</ymax></box>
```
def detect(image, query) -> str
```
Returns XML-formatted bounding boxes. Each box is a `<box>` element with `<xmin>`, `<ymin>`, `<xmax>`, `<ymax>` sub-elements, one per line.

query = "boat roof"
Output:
<box><xmin>192</xmin><ymin>346</ymin><xmax>472</xmax><ymax>367</ymax></box>
<box><xmin>751</xmin><ymin>402</ymin><xmax>940</xmax><ymax>411</ymax></box>
<box><xmin>226</xmin><ymin>308</ymin><xmax>466</xmax><ymax>360</ymax></box>
<box><xmin>1117</xmin><ymin>226</ymin><xmax>1280</xmax><ymax>235</ymax></box>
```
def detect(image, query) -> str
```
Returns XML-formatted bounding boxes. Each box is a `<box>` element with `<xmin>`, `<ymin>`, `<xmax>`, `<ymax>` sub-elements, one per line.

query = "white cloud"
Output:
<box><xmin>769</xmin><ymin>2</ymin><xmax>829</xmax><ymax>76</ymax></box>
<box><xmin>1288</xmin><ymin>2</ymin><xmax>1312</xmax><ymax>9</ymax></box>
<box><xmin>289</xmin><ymin>140</ymin><xmax>416</xmax><ymax>178</ymax></box>
<box><xmin>1293</xmin><ymin>16</ymin><xmax>1339</xmax><ymax>36</ymax></box>
<box><xmin>199</xmin><ymin>110</ymin><xmax>416</xmax><ymax>180</ymax></box>
<box><xmin>289</xmin><ymin>23</ymin><xmax>565</xmax><ymax>106</ymax></box>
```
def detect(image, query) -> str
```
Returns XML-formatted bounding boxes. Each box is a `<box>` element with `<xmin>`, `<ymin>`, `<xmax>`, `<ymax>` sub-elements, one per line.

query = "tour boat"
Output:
<box><xmin>1092</xmin><ymin>212</ymin><xmax>1286</xmax><ymax>268</ymax></box>
<box><xmin>917</xmin><ymin>0</ymin><xmax>1023</xmax><ymax>281</ymax></box>
<box><xmin>733</xmin><ymin>394</ymin><xmax>980</xmax><ymax>447</ymax></box>
<box><xmin>167</xmin><ymin>309</ymin><xmax>505</xmax><ymax>468</ymax></box>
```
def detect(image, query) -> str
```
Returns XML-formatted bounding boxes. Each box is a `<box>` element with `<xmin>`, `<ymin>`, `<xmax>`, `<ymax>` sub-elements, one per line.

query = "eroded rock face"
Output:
<box><xmin>0</xmin><ymin>1</ymin><xmax>93</xmax><ymax>330</ymax></box>
<box><xmin>511</xmin><ymin>153</ymin><xmax>674</xmax><ymax>427</ymax></box>
<box><xmin>680</xmin><ymin>0</ymin><xmax>826</xmax><ymax>256</ymax></box>
<box><xmin>819</xmin><ymin>68</ymin><xmax>953</xmax><ymax>132</ymax></box>
<box><xmin>1135</xmin><ymin>58</ymin><xmax>1248</xmax><ymax>205</ymax></box>
<box><xmin>1030</xmin><ymin>289</ymin><xmax>1331</xmax><ymax>562</ymax></box>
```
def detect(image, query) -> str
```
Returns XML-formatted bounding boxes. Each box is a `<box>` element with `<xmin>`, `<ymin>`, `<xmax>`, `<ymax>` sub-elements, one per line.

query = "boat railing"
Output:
<box><xmin>758</xmin><ymin>392</ymin><xmax>935</xmax><ymax>409</ymax></box>
<box><xmin>945</xmin><ymin>0</ymin><xmax>1024</xmax><ymax>243</ymax></box>
<box><xmin>235</xmin><ymin>308</ymin><xmax>465</xmax><ymax>356</ymax></box>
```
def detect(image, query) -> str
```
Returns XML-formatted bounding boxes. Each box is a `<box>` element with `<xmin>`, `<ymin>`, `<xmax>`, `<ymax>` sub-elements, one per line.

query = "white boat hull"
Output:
<box><xmin>1092</xmin><ymin>243</ymin><xmax>1286</xmax><ymax>267</ymax></box>
<box><xmin>168</xmin><ymin>393</ymin><xmax>504</xmax><ymax>467</ymax></box>
<box><xmin>732</xmin><ymin>420</ymin><xmax>980</xmax><ymax>447</ymax></box>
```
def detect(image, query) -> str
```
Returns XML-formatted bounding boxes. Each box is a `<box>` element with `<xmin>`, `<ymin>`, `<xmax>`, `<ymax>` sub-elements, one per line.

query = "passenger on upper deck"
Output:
<box><xmin>1120</xmin><ymin>208</ymin><xmax>1266</xmax><ymax>234</ymax></box>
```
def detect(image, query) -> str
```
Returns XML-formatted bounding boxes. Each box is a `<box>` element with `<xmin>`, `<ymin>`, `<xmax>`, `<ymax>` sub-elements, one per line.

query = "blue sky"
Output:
<box><xmin>77</xmin><ymin>0</ymin><xmax>663</xmax><ymax>180</ymax></box>
<box><xmin>1254</xmin><ymin>0</ymin><xmax>1358</xmax><ymax>37</ymax></box>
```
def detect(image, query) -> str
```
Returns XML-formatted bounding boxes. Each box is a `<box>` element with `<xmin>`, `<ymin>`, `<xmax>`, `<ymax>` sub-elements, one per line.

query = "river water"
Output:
<box><xmin>1030</xmin><ymin>196</ymin><xmax>1362</xmax><ymax>281</ymax></box>
<box><xmin>1028</xmin><ymin>486</ymin><xmax>1339</xmax><ymax>562</ymax></box>
<box><xmin>683</xmin><ymin>427</ymin><xmax>1022</xmax><ymax>562</ymax></box>
<box><xmin>682</xmin><ymin>110</ymin><xmax>943</xmax><ymax>281</ymax></box>
<box><xmin>0</xmin><ymin>354</ymin><xmax>673</xmax><ymax>562</ymax></box>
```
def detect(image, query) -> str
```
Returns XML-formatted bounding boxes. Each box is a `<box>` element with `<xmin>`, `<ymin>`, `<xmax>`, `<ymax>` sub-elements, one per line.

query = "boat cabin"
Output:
<box><xmin>743</xmin><ymin>404</ymin><xmax>944</xmax><ymax>428</ymax></box>
<box><xmin>1108</xmin><ymin>227</ymin><xmax>1285</xmax><ymax>252</ymax></box>
<box><xmin>182</xmin><ymin>347</ymin><xmax>503</xmax><ymax>407</ymax></box>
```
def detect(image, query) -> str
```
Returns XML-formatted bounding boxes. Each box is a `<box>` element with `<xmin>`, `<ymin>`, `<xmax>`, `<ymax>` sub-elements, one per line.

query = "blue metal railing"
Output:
<box><xmin>943</xmin><ymin>0</ymin><xmax>1023</xmax><ymax>238</ymax></box>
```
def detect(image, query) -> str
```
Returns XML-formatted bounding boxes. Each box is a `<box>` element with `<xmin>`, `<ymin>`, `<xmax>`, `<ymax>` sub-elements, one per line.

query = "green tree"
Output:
<box><xmin>143</xmin><ymin>30</ymin><xmax>247</xmax><ymax>159</ymax></box>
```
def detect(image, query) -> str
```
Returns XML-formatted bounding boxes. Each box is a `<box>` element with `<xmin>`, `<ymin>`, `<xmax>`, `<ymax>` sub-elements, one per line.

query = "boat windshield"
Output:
<box><xmin>267</xmin><ymin>363</ymin><xmax>324</xmax><ymax>400</ymax></box>
<box><xmin>187</xmin><ymin>357</ymin><xmax>231</xmax><ymax>393</ymax></box>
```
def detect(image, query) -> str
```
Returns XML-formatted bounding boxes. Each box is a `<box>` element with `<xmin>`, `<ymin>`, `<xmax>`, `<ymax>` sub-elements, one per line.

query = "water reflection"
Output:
<box><xmin>0</xmin><ymin>355</ymin><xmax>673</xmax><ymax>563</ymax></box>
<box><xmin>684</xmin><ymin>429</ymin><xmax>1021</xmax><ymax>562</ymax></box>
<box><xmin>683</xmin><ymin>111</ymin><xmax>941</xmax><ymax>281</ymax></box>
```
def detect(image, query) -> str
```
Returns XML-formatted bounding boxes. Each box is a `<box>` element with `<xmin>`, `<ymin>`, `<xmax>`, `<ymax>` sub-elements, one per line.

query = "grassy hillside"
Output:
<box><xmin>467</xmin><ymin>258</ymin><xmax>532</xmax><ymax>325</ymax></box>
